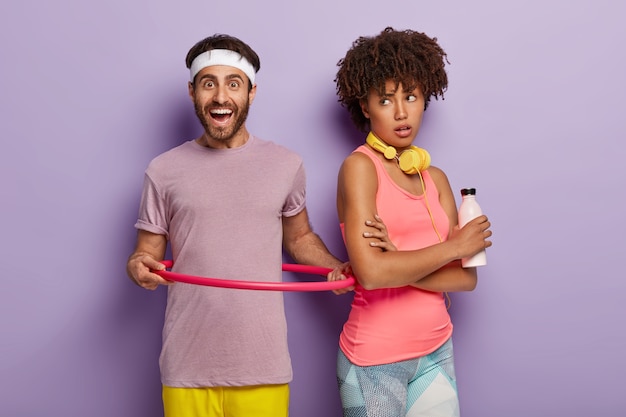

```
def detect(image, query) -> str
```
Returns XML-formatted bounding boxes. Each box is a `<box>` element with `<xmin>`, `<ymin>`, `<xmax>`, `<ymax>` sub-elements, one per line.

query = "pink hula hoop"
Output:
<box><xmin>154</xmin><ymin>260</ymin><xmax>355</xmax><ymax>292</ymax></box>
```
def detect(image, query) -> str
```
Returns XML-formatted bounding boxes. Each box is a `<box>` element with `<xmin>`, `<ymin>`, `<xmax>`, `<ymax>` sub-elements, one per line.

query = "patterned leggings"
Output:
<box><xmin>337</xmin><ymin>338</ymin><xmax>460</xmax><ymax>417</ymax></box>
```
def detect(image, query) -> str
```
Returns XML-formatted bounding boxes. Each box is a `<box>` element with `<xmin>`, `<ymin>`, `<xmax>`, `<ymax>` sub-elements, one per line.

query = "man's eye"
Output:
<box><xmin>229</xmin><ymin>81</ymin><xmax>239</xmax><ymax>88</ymax></box>
<box><xmin>204</xmin><ymin>81</ymin><xmax>215</xmax><ymax>88</ymax></box>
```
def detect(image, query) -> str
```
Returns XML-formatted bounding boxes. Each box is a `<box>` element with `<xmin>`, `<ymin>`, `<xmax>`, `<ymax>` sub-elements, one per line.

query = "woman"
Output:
<box><xmin>333</xmin><ymin>27</ymin><xmax>493</xmax><ymax>417</ymax></box>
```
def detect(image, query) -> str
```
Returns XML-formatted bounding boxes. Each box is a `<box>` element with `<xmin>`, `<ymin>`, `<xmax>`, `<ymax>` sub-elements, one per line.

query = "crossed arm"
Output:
<box><xmin>336</xmin><ymin>152</ymin><xmax>492</xmax><ymax>292</ymax></box>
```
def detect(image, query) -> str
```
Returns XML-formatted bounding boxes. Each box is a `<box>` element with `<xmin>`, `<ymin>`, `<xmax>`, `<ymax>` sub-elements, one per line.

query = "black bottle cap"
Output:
<box><xmin>461</xmin><ymin>188</ymin><xmax>476</xmax><ymax>196</ymax></box>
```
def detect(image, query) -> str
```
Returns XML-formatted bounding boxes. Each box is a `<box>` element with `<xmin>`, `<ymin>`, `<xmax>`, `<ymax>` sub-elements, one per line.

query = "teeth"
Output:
<box><xmin>210</xmin><ymin>109</ymin><xmax>232</xmax><ymax>115</ymax></box>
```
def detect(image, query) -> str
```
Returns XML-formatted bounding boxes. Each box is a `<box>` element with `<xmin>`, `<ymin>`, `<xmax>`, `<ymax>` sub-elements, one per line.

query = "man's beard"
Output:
<box><xmin>194</xmin><ymin>98</ymin><xmax>250</xmax><ymax>142</ymax></box>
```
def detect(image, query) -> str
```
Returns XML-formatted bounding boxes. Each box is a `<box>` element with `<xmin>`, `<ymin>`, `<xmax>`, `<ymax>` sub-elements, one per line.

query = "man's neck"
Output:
<box><xmin>197</xmin><ymin>129</ymin><xmax>250</xmax><ymax>149</ymax></box>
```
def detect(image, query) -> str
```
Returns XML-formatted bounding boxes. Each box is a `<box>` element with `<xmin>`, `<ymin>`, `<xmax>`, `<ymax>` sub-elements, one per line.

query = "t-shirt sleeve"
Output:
<box><xmin>134</xmin><ymin>173</ymin><xmax>169</xmax><ymax>238</ymax></box>
<box><xmin>282</xmin><ymin>162</ymin><xmax>306</xmax><ymax>218</ymax></box>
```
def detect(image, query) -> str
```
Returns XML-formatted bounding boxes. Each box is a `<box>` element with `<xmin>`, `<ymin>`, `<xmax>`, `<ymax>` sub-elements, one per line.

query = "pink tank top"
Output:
<box><xmin>339</xmin><ymin>145</ymin><xmax>453</xmax><ymax>366</ymax></box>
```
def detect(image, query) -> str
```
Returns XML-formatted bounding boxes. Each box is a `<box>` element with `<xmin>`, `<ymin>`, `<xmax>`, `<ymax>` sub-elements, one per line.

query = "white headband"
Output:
<box><xmin>189</xmin><ymin>49</ymin><xmax>256</xmax><ymax>85</ymax></box>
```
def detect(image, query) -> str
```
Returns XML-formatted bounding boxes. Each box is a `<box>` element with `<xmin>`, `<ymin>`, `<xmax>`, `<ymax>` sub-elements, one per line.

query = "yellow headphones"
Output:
<box><xmin>365</xmin><ymin>132</ymin><xmax>431</xmax><ymax>174</ymax></box>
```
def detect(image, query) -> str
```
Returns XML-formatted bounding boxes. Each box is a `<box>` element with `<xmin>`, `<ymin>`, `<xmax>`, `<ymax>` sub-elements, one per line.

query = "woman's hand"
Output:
<box><xmin>363</xmin><ymin>214</ymin><xmax>397</xmax><ymax>252</ymax></box>
<box><xmin>448</xmin><ymin>215</ymin><xmax>492</xmax><ymax>259</ymax></box>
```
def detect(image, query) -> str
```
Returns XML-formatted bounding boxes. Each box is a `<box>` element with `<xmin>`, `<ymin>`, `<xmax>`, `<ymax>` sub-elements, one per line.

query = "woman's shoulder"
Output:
<box><xmin>425</xmin><ymin>165</ymin><xmax>449</xmax><ymax>182</ymax></box>
<box><xmin>424</xmin><ymin>165</ymin><xmax>455</xmax><ymax>200</ymax></box>
<box><xmin>340</xmin><ymin>148</ymin><xmax>377</xmax><ymax>174</ymax></box>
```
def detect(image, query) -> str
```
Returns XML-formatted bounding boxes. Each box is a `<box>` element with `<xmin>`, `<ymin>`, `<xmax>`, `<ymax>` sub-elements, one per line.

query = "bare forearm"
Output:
<box><xmin>410</xmin><ymin>261</ymin><xmax>477</xmax><ymax>292</ymax></box>
<box><xmin>350</xmin><ymin>239</ymin><xmax>461</xmax><ymax>290</ymax></box>
<box><xmin>284</xmin><ymin>231</ymin><xmax>344</xmax><ymax>270</ymax></box>
<box><xmin>346</xmin><ymin>214</ymin><xmax>490</xmax><ymax>290</ymax></box>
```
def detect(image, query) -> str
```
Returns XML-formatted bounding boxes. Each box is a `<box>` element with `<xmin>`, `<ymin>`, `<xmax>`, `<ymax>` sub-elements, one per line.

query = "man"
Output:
<box><xmin>126</xmin><ymin>34</ymin><xmax>347</xmax><ymax>417</ymax></box>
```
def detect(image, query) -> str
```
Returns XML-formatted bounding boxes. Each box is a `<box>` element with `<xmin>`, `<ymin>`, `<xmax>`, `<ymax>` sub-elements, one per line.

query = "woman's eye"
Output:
<box><xmin>407</xmin><ymin>95</ymin><xmax>417</xmax><ymax>102</ymax></box>
<box><xmin>380</xmin><ymin>98</ymin><xmax>391</xmax><ymax>105</ymax></box>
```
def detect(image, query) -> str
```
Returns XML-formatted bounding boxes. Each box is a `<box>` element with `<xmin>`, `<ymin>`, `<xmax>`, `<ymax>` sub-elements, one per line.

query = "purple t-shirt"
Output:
<box><xmin>135</xmin><ymin>136</ymin><xmax>306</xmax><ymax>387</ymax></box>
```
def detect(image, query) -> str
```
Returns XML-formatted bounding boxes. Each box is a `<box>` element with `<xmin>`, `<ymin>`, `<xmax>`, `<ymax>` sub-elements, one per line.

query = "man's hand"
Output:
<box><xmin>127</xmin><ymin>253</ymin><xmax>173</xmax><ymax>290</ymax></box>
<box><xmin>327</xmin><ymin>262</ymin><xmax>354</xmax><ymax>295</ymax></box>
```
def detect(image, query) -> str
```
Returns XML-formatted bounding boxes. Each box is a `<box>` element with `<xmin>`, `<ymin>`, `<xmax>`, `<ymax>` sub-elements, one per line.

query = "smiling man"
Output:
<box><xmin>126</xmin><ymin>34</ymin><xmax>347</xmax><ymax>417</ymax></box>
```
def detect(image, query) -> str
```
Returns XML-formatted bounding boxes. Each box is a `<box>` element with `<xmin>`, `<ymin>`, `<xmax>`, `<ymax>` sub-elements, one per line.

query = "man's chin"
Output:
<box><xmin>207</xmin><ymin>127</ymin><xmax>234</xmax><ymax>141</ymax></box>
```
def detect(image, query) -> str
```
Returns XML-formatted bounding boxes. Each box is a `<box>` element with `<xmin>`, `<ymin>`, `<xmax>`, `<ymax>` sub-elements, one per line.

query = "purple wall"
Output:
<box><xmin>2</xmin><ymin>1</ymin><xmax>625</xmax><ymax>416</ymax></box>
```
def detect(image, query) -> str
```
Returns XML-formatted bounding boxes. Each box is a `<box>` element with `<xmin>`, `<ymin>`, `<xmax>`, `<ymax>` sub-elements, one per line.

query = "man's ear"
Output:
<box><xmin>188</xmin><ymin>82</ymin><xmax>195</xmax><ymax>101</ymax></box>
<box><xmin>248</xmin><ymin>83</ymin><xmax>257</xmax><ymax>105</ymax></box>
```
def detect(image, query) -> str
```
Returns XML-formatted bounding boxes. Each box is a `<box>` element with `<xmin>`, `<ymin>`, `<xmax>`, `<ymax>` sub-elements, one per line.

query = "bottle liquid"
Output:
<box><xmin>458</xmin><ymin>188</ymin><xmax>487</xmax><ymax>267</ymax></box>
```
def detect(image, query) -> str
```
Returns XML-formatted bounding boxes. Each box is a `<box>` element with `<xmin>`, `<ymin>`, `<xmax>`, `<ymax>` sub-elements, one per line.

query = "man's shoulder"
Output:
<box><xmin>148</xmin><ymin>140</ymin><xmax>194</xmax><ymax>163</ymax></box>
<box><xmin>142</xmin><ymin>141</ymin><xmax>197</xmax><ymax>179</ymax></box>
<box><xmin>252</xmin><ymin>136</ymin><xmax>301</xmax><ymax>160</ymax></box>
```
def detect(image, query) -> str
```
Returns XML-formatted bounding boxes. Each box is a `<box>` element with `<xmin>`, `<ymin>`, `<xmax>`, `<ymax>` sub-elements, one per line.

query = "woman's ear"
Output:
<box><xmin>360</xmin><ymin>99</ymin><xmax>370</xmax><ymax>119</ymax></box>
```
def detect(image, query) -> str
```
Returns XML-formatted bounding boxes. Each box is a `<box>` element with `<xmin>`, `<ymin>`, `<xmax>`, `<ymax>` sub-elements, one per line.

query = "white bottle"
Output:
<box><xmin>458</xmin><ymin>188</ymin><xmax>487</xmax><ymax>267</ymax></box>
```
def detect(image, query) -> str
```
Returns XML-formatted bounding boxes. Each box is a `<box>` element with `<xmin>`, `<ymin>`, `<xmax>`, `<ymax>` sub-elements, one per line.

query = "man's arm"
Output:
<box><xmin>282</xmin><ymin>209</ymin><xmax>344</xmax><ymax>270</ymax></box>
<box><xmin>126</xmin><ymin>230</ymin><xmax>171</xmax><ymax>290</ymax></box>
